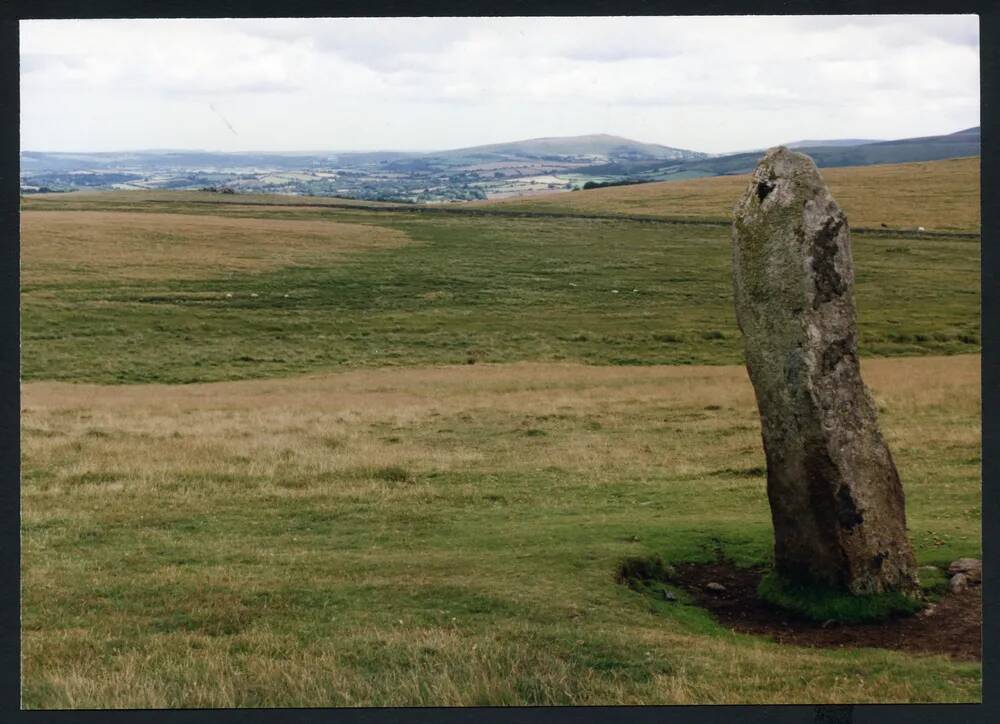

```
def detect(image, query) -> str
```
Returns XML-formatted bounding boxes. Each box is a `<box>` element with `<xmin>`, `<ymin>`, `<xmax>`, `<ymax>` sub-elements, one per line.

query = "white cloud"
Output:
<box><xmin>20</xmin><ymin>15</ymin><xmax>980</xmax><ymax>153</ymax></box>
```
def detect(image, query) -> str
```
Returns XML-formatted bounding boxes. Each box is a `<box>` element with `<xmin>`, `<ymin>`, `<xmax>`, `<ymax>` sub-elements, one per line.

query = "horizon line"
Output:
<box><xmin>19</xmin><ymin>124</ymin><xmax>979</xmax><ymax>158</ymax></box>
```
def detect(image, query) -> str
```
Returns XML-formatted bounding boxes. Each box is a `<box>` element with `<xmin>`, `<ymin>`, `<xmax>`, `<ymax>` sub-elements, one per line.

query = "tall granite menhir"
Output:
<box><xmin>732</xmin><ymin>147</ymin><xmax>918</xmax><ymax>596</ymax></box>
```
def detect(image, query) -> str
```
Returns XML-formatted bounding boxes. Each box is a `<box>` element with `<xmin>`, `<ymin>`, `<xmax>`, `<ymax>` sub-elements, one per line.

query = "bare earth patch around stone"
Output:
<box><xmin>666</xmin><ymin>561</ymin><xmax>981</xmax><ymax>662</ymax></box>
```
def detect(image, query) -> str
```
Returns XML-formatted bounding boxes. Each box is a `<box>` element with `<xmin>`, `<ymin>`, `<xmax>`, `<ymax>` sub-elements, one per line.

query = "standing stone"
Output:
<box><xmin>731</xmin><ymin>147</ymin><xmax>918</xmax><ymax>596</ymax></box>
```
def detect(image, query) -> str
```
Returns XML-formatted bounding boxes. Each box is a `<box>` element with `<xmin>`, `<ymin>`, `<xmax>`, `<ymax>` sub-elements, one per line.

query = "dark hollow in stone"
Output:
<box><xmin>731</xmin><ymin>147</ymin><xmax>918</xmax><ymax>596</ymax></box>
<box><xmin>756</xmin><ymin>180</ymin><xmax>775</xmax><ymax>201</ymax></box>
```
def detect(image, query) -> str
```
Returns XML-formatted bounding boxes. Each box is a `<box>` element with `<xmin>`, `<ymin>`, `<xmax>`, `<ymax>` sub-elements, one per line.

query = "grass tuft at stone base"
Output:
<box><xmin>757</xmin><ymin>571</ymin><xmax>924</xmax><ymax>624</ymax></box>
<box><xmin>616</xmin><ymin>555</ymin><xmax>676</xmax><ymax>585</ymax></box>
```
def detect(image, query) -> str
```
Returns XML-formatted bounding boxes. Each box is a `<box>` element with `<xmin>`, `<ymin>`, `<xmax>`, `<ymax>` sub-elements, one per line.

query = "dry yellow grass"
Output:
<box><xmin>20</xmin><ymin>362</ymin><xmax>760</xmax><ymax>493</ymax></box>
<box><xmin>21</xmin><ymin>355</ymin><xmax>981</xmax><ymax>706</ymax></box>
<box><xmin>21</xmin><ymin>355</ymin><xmax>981</xmax><ymax>492</ymax></box>
<box><xmin>20</xmin><ymin>211</ymin><xmax>411</xmax><ymax>285</ymax></box>
<box><xmin>21</xmin><ymin>355</ymin><xmax>981</xmax><ymax>505</ymax></box>
<box><xmin>477</xmin><ymin>157</ymin><xmax>981</xmax><ymax>232</ymax></box>
<box><xmin>23</xmin><ymin>353</ymin><xmax>979</xmax><ymax>428</ymax></box>
<box><xmin>25</xmin><ymin>624</ymin><xmax>943</xmax><ymax>707</ymax></box>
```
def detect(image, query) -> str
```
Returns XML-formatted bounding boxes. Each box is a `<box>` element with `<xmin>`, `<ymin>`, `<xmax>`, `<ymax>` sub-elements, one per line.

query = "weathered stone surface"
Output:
<box><xmin>948</xmin><ymin>558</ymin><xmax>981</xmax><ymax>583</ymax></box>
<box><xmin>732</xmin><ymin>147</ymin><xmax>918</xmax><ymax>596</ymax></box>
<box><xmin>949</xmin><ymin>573</ymin><xmax>969</xmax><ymax>594</ymax></box>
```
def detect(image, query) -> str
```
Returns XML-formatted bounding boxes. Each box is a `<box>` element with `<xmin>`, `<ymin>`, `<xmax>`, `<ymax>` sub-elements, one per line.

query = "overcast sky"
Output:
<box><xmin>20</xmin><ymin>16</ymin><xmax>980</xmax><ymax>154</ymax></box>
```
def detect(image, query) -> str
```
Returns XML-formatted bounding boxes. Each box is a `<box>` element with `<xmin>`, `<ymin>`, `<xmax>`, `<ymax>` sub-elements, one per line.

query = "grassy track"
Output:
<box><xmin>21</xmin><ymin>356</ymin><xmax>981</xmax><ymax>706</ymax></box>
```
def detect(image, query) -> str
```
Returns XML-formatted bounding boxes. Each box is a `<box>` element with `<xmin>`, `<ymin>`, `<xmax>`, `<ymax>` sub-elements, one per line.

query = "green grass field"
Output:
<box><xmin>21</xmin><ymin>198</ymin><xmax>980</xmax><ymax>385</ymax></box>
<box><xmin>20</xmin><ymin>161</ymin><xmax>982</xmax><ymax>706</ymax></box>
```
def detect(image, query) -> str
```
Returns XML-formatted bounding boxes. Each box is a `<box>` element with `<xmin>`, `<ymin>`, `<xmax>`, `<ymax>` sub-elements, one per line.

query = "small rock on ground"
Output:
<box><xmin>948</xmin><ymin>558</ymin><xmax>981</xmax><ymax>583</ymax></box>
<box><xmin>705</xmin><ymin>582</ymin><xmax>726</xmax><ymax>593</ymax></box>
<box><xmin>949</xmin><ymin>573</ymin><xmax>969</xmax><ymax>593</ymax></box>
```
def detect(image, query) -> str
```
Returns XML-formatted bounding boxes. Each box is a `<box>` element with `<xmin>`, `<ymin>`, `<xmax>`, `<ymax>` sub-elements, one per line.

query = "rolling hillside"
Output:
<box><xmin>430</xmin><ymin>133</ymin><xmax>707</xmax><ymax>162</ymax></box>
<box><xmin>477</xmin><ymin>156</ymin><xmax>981</xmax><ymax>232</ymax></box>
<box><xmin>785</xmin><ymin>138</ymin><xmax>884</xmax><ymax>149</ymax></box>
<box><xmin>574</xmin><ymin>127</ymin><xmax>981</xmax><ymax>178</ymax></box>
<box><xmin>21</xmin><ymin>134</ymin><xmax>706</xmax><ymax>176</ymax></box>
<box><xmin>22</xmin><ymin>128</ymin><xmax>979</xmax><ymax>203</ymax></box>
<box><xmin>20</xmin><ymin>157</ymin><xmax>981</xmax><ymax>706</ymax></box>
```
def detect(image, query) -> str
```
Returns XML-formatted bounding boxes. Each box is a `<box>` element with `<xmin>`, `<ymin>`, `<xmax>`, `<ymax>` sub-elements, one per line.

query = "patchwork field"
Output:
<box><xmin>20</xmin><ymin>158</ymin><xmax>981</xmax><ymax>707</ymax></box>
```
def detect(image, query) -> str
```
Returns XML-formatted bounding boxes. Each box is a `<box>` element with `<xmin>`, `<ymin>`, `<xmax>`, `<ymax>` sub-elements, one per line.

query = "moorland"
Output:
<box><xmin>20</xmin><ymin>156</ymin><xmax>981</xmax><ymax>706</ymax></box>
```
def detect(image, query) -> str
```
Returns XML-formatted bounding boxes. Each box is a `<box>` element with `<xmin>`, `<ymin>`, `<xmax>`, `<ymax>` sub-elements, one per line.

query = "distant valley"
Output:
<box><xmin>20</xmin><ymin>127</ymin><xmax>979</xmax><ymax>203</ymax></box>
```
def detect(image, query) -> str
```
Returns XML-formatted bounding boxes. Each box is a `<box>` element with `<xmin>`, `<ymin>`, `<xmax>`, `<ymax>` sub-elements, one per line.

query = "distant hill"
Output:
<box><xmin>576</xmin><ymin>127</ymin><xmax>980</xmax><ymax>178</ymax></box>
<box><xmin>785</xmin><ymin>138</ymin><xmax>884</xmax><ymax>148</ymax></box>
<box><xmin>21</xmin><ymin>134</ymin><xmax>705</xmax><ymax>175</ymax></box>
<box><xmin>429</xmin><ymin>133</ymin><xmax>707</xmax><ymax>162</ymax></box>
<box><xmin>18</xmin><ymin>149</ymin><xmax>428</xmax><ymax>174</ymax></box>
<box><xmin>21</xmin><ymin>128</ymin><xmax>977</xmax><ymax>177</ymax></box>
<box><xmin>21</xmin><ymin>128</ymin><xmax>979</xmax><ymax>200</ymax></box>
<box><xmin>793</xmin><ymin>126</ymin><xmax>981</xmax><ymax>169</ymax></box>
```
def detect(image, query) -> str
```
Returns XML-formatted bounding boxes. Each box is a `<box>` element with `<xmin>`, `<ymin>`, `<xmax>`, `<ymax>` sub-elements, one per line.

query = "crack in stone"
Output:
<box><xmin>811</xmin><ymin>216</ymin><xmax>846</xmax><ymax>308</ymax></box>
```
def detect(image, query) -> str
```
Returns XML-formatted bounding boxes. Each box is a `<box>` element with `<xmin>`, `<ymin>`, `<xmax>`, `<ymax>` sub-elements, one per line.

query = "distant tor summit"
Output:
<box><xmin>431</xmin><ymin>133</ymin><xmax>709</xmax><ymax>162</ymax></box>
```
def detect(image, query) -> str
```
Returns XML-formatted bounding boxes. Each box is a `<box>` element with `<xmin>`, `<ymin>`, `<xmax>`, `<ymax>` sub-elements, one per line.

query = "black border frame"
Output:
<box><xmin>2</xmin><ymin>3</ymin><xmax>995</xmax><ymax>723</ymax></box>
